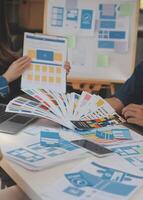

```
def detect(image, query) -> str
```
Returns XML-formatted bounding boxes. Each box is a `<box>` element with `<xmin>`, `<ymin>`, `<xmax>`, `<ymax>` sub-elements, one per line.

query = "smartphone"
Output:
<box><xmin>72</xmin><ymin>139</ymin><xmax>113</xmax><ymax>157</ymax></box>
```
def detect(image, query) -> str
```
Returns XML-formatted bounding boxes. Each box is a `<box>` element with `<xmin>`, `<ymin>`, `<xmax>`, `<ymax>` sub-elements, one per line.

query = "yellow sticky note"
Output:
<box><xmin>35</xmin><ymin>75</ymin><xmax>40</xmax><ymax>81</ymax></box>
<box><xmin>54</xmin><ymin>53</ymin><xmax>63</xmax><ymax>61</ymax></box>
<box><xmin>96</xmin><ymin>55</ymin><xmax>109</xmax><ymax>67</ymax></box>
<box><xmin>119</xmin><ymin>3</ymin><xmax>134</xmax><ymax>16</ymax></box>
<box><xmin>28</xmin><ymin>50</ymin><xmax>36</xmax><ymax>59</ymax></box>
<box><xmin>35</xmin><ymin>65</ymin><xmax>40</xmax><ymax>71</ymax></box>
<box><xmin>42</xmin><ymin>66</ymin><xmax>47</xmax><ymax>72</ymax></box>
<box><xmin>49</xmin><ymin>67</ymin><xmax>54</xmax><ymax>73</ymax></box>
<box><xmin>67</xmin><ymin>36</ymin><xmax>76</xmax><ymax>48</ymax></box>
<box><xmin>49</xmin><ymin>77</ymin><xmax>54</xmax><ymax>83</ymax></box>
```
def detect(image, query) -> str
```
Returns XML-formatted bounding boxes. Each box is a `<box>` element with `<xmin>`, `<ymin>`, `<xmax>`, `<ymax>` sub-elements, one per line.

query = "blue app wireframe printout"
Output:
<box><xmin>66</xmin><ymin>9</ymin><xmax>78</xmax><ymax>21</ymax></box>
<box><xmin>80</xmin><ymin>9</ymin><xmax>93</xmax><ymax>29</ymax></box>
<box><xmin>62</xmin><ymin>161</ymin><xmax>143</xmax><ymax>198</ymax></box>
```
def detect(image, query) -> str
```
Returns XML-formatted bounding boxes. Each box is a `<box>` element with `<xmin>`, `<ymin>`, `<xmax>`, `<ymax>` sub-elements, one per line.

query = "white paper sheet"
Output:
<box><xmin>21</xmin><ymin>32</ymin><xmax>67</xmax><ymax>93</ymax></box>
<box><xmin>41</xmin><ymin>158</ymin><xmax>143</xmax><ymax>200</ymax></box>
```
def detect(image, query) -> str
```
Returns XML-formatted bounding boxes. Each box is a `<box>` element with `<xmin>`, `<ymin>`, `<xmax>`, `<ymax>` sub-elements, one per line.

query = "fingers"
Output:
<box><xmin>11</xmin><ymin>57</ymin><xmax>31</xmax><ymax>73</ymax></box>
<box><xmin>3</xmin><ymin>56</ymin><xmax>32</xmax><ymax>83</ymax></box>
<box><xmin>14</xmin><ymin>56</ymin><xmax>31</xmax><ymax>69</ymax></box>
<box><xmin>14</xmin><ymin>56</ymin><xmax>31</xmax><ymax>64</ymax></box>
<box><xmin>123</xmin><ymin>110</ymin><xmax>136</xmax><ymax>119</ymax></box>
<box><xmin>127</xmin><ymin>117</ymin><xmax>143</xmax><ymax>127</ymax></box>
<box><xmin>122</xmin><ymin>104</ymin><xmax>143</xmax><ymax>115</ymax></box>
<box><xmin>64</xmin><ymin>61</ymin><xmax>71</xmax><ymax>74</ymax></box>
<box><xmin>122</xmin><ymin>104</ymin><xmax>143</xmax><ymax>126</ymax></box>
<box><xmin>123</xmin><ymin>106</ymin><xmax>143</xmax><ymax>120</ymax></box>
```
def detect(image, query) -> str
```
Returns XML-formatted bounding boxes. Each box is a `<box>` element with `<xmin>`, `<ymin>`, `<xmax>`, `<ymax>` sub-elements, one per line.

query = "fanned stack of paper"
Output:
<box><xmin>6</xmin><ymin>89</ymin><xmax>124</xmax><ymax>130</ymax></box>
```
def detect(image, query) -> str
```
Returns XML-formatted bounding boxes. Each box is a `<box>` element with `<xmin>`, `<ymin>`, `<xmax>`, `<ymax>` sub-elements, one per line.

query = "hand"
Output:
<box><xmin>3</xmin><ymin>56</ymin><xmax>31</xmax><ymax>83</ymax></box>
<box><xmin>106</xmin><ymin>97</ymin><xmax>124</xmax><ymax>114</ymax></box>
<box><xmin>122</xmin><ymin>104</ymin><xmax>143</xmax><ymax>126</ymax></box>
<box><xmin>64</xmin><ymin>61</ymin><xmax>71</xmax><ymax>75</ymax></box>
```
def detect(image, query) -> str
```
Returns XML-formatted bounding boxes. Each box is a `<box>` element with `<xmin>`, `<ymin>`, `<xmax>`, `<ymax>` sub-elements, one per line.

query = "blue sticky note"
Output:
<box><xmin>100</xmin><ymin>21</ymin><xmax>116</xmax><ymax>29</ymax></box>
<box><xmin>98</xmin><ymin>41</ymin><xmax>114</xmax><ymax>49</ymax></box>
<box><xmin>40</xmin><ymin>130</ymin><xmax>61</xmax><ymax>147</ymax></box>
<box><xmin>109</xmin><ymin>31</ymin><xmax>126</xmax><ymax>39</ymax></box>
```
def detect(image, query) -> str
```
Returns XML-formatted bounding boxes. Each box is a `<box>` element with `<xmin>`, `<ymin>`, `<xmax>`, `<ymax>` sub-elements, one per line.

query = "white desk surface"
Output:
<box><xmin>0</xmin><ymin>119</ymin><xmax>143</xmax><ymax>200</ymax></box>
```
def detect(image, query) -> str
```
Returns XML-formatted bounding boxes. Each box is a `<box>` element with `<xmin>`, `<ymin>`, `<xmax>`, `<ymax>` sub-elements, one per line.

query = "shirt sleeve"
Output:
<box><xmin>0</xmin><ymin>76</ymin><xmax>9</xmax><ymax>97</ymax></box>
<box><xmin>115</xmin><ymin>61</ymin><xmax>143</xmax><ymax>106</ymax></box>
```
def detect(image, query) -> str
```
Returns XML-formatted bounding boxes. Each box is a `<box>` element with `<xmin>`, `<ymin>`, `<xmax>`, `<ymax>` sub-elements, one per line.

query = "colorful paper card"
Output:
<box><xmin>21</xmin><ymin>32</ymin><xmax>67</xmax><ymax>93</ymax></box>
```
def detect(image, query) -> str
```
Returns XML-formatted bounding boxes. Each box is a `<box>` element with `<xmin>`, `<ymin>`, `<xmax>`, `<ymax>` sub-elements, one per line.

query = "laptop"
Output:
<box><xmin>0</xmin><ymin>104</ymin><xmax>37</xmax><ymax>134</ymax></box>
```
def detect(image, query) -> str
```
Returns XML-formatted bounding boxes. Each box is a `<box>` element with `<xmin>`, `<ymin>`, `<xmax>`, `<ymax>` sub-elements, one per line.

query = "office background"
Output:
<box><xmin>4</xmin><ymin>0</ymin><xmax>143</xmax><ymax>95</ymax></box>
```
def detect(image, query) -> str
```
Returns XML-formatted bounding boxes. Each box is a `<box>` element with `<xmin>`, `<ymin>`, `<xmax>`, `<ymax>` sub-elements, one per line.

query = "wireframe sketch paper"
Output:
<box><xmin>108</xmin><ymin>141</ymin><xmax>143</xmax><ymax>173</ymax></box>
<box><xmin>41</xmin><ymin>158</ymin><xmax>143</xmax><ymax>200</ymax></box>
<box><xmin>21</xmin><ymin>32</ymin><xmax>67</xmax><ymax>93</ymax></box>
<box><xmin>4</xmin><ymin>131</ymin><xmax>87</xmax><ymax>171</ymax></box>
<box><xmin>76</xmin><ymin>124</ymin><xmax>143</xmax><ymax>147</ymax></box>
<box><xmin>45</xmin><ymin>0</ymin><xmax>137</xmax><ymax>83</ymax></box>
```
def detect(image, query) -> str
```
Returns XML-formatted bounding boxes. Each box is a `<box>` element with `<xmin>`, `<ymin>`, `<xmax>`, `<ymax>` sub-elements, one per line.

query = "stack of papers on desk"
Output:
<box><xmin>6</xmin><ymin>89</ymin><xmax>124</xmax><ymax>130</ymax></box>
<box><xmin>4</xmin><ymin>130</ymin><xmax>87</xmax><ymax>171</ymax></box>
<box><xmin>41</xmin><ymin>158</ymin><xmax>143</xmax><ymax>200</ymax></box>
<box><xmin>75</xmin><ymin>124</ymin><xmax>143</xmax><ymax>146</ymax></box>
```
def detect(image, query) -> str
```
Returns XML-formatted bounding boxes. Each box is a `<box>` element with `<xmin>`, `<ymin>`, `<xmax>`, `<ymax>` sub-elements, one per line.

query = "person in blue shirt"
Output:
<box><xmin>107</xmin><ymin>61</ymin><xmax>143</xmax><ymax>127</ymax></box>
<box><xmin>0</xmin><ymin>0</ymin><xmax>70</xmax><ymax>103</ymax></box>
<box><xmin>0</xmin><ymin>0</ymin><xmax>32</xmax><ymax>102</ymax></box>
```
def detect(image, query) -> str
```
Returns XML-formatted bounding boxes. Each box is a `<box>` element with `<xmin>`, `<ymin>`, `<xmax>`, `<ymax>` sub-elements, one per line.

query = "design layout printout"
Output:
<box><xmin>47</xmin><ymin>0</ymin><xmax>132</xmax><ymax>50</ymax></box>
<box><xmin>76</xmin><ymin>125</ymin><xmax>143</xmax><ymax>146</ymax></box>
<box><xmin>21</xmin><ymin>32</ymin><xmax>67</xmax><ymax>93</ymax></box>
<box><xmin>108</xmin><ymin>141</ymin><xmax>143</xmax><ymax>173</ymax></box>
<box><xmin>41</xmin><ymin>159</ymin><xmax>143</xmax><ymax>200</ymax></box>
<box><xmin>4</xmin><ymin>131</ymin><xmax>86</xmax><ymax>171</ymax></box>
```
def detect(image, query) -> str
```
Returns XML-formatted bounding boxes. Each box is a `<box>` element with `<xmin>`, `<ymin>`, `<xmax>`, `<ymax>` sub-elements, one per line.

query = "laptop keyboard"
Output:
<box><xmin>0</xmin><ymin>104</ymin><xmax>6</xmax><ymax>114</ymax></box>
<box><xmin>0</xmin><ymin>104</ymin><xmax>15</xmax><ymax>123</ymax></box>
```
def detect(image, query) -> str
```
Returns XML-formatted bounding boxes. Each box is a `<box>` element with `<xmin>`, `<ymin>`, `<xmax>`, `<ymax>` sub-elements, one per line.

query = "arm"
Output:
<box><xmin>0</xmin><ymin>56</ymin><xmax>31</xmax><ymax>97</ymax></box>
<box><xmin>106</xmin><ymin>97</ymin><xmax>124</xmax><ymax>114</ymax></box>
<box><xmin>3</xmin><ymin>56</ymin><xmax>31</xmax><ymax>83</ymax></box>
<box><xmin>107</xmin><ymin>62</ymin><xmax>143</xmax><ymax>114</ymax></box>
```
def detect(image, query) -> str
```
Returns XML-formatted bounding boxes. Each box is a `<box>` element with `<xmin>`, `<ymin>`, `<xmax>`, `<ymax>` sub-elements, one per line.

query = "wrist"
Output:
<box><xmin>2</xmin><ymin>73</ymin><xmax>11</xmax><ymax>83</ymax></box>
